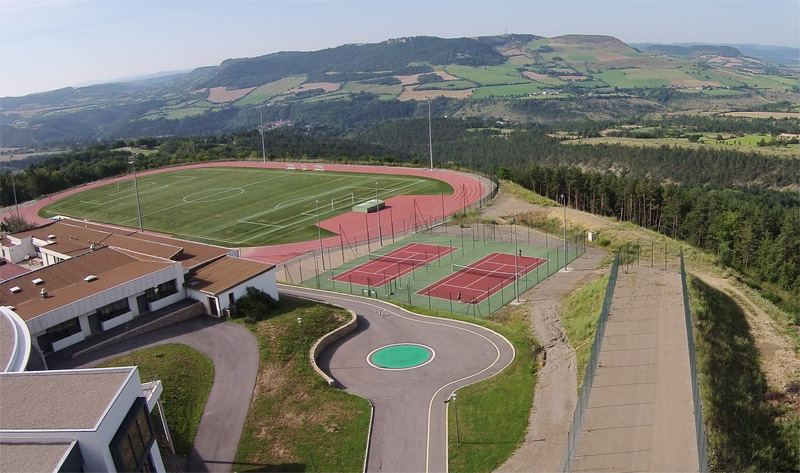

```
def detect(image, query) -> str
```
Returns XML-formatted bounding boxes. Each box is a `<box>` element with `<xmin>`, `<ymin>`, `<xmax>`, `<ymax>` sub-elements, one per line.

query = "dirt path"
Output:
<box><xmin>484</xmin><ymin>188</ymin><xmax>607</xmax><ymax>473</ymax></box>
<box><xmin>691</xmin><ymin>271</ymin><xmax>800</xmax><ymax>392</ymax></box>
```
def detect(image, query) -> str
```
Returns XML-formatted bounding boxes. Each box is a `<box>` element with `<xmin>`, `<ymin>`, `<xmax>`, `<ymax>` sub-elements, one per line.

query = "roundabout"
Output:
<box><xmin>368</xmin><ymin>343</ymin><xmax>435</xmax><ymax>370</ymax></box>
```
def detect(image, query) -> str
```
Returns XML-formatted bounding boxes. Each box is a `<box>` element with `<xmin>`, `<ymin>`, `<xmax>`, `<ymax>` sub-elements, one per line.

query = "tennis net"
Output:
<box><xmin>451</xmin><ymin>263</ymin><xmax>522</xmax><ymax>280</ymax></box>
<box><xmin>368</xmin><ymin>253</ymin><xmax>427</xmax><ymax>267</ymax></box>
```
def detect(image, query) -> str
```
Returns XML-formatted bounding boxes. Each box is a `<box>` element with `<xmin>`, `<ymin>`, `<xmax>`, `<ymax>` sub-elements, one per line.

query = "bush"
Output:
<box><xmin>234</xmin><ymin>287</ymin><xmax>276</xmax><ymax>323</ymax></box>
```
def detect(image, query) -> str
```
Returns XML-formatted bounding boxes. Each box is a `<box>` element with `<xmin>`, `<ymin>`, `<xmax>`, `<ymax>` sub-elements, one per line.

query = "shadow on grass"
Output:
<box><xmin>235</xmin><ymin>463</ymin><xmax>306</xmax><ymax>472</ymax></box>
<box><xmin>689</xmin><ymin>276</ymin><xmax>798</xmax><ymax>472</ymax></box>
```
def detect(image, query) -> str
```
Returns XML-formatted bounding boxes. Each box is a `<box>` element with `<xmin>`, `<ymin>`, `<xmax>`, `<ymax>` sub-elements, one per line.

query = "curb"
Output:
<box><xmin>309</xmin><ymin>309</ymin><xmax>358</xmax><ymax>386</ymax></box>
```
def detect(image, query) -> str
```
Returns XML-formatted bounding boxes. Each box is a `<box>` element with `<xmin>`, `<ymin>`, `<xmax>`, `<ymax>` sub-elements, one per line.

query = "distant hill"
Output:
<box><xmin>632</xmin><ymin>42</ymin><xmax>799</xmax><ymax>66</ymax></box>
<box><xmin>2</xmin><ymin>34</ymin><xmax>797</xmax><ymax>148</ymax></box>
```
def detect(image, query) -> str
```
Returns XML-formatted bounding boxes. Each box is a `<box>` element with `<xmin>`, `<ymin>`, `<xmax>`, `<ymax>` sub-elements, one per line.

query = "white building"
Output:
<box><xmin>0</xmin><ymin>367</ymin><xmax>167</xmax><ymax>472</ymax></box>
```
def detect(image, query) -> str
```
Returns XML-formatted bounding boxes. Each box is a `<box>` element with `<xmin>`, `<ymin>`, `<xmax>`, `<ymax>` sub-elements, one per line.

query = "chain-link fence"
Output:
<box><xmin>681</xmin><ymin>248</ymin><xmax>709</xmax><ymax>473</ymax></box>
<box><xmin>560</xmin><ymin>250</ymin><xmax>621</xmax><ymax>473</ymax></box>
<box><xmin>290</xmin><ymin>224</ymin><xmax>586</xmax><ymax>317</ymax></box>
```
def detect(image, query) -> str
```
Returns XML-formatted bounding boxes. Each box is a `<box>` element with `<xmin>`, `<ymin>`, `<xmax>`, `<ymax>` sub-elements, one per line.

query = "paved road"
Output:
<box><xmin>280</xmin><ymin>284</ymin><xmax>515</xmax><ymax>473</ymax></box>
<box><xmin>49</xmin><ymin>317</ymin><xmax>259</xmax><ymax>473</ymax></box>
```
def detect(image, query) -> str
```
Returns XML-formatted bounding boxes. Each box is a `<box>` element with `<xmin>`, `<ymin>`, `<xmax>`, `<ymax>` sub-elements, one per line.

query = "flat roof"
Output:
<box><xmin>7</xmin><ymin>219</ymin><xmax>229</xmax><ymax>270</ymax></box>
<box><xmin>0</xmin><ymin>247</ymin><xmax>176</xmax><ymax>322</ymax></box>
<box><xmin>186</xmin><ymin>256</ymin><xmax>275</xmax><ymax>295</ymax></box>
<box><xmin>0</xmin><ymin>314</ymin><xmax>14</xmax><ymax>370</ymax></box>
<box><xmin>0</xmin><ymin>440</ymin><xmax>76</xmax><ymax>473</ymax></box>
<box><xmin>0</xmin><ymin>367</ymin><xmax>135</xmax><ymax>430</ymax></box>
<box><xmin>0</xmin><ymin>261</ymin><xmax>31</xmax><ymax>283</ymax></box>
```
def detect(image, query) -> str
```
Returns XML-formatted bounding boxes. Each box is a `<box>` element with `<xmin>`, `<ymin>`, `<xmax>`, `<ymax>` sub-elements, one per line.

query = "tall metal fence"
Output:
<box><xmin>680</xmin><ymin>248</ymin><xmax>709</xmax><ymax>473</ymax></box>
<box><xmin>288</xmin><ymin>223</ymin><xmax>587</xmax><ymax>317</ymax></box>
<box><xmin>560</xmin><ymin>250</ymin><xmax>621</xmax><ymax>473</ymax></box>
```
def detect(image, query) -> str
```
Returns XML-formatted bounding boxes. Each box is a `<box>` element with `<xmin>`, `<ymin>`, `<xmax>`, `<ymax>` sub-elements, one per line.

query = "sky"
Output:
<box><xmin>1</xmin><ymin>0</ymin><xmax>798</xmax><ymax>97</ymax></box>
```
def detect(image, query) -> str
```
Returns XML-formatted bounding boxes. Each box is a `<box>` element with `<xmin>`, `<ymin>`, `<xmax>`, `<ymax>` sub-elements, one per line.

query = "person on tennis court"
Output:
<box><xmin>457</xmin><ymin>291</ymin><xmax>462</xmax><ymax>302</ymax></box>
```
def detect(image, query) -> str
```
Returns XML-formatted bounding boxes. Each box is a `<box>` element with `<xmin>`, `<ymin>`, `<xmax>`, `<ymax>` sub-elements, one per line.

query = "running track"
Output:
<box><xmin>1</xmin><ymin>162</ymin><xmax>487</xmax><ymax>265</ymax></box>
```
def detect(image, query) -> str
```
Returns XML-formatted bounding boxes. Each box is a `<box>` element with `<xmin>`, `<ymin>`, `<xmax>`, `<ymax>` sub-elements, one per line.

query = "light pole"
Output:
<box><xmin>512</xmin><ymin>217</ymin><xmax>519</xmax><ymax>302</ymax></box>
<box><xmin>130</xmin><ymin>153</ymin><xmax>143</xmax><ymax>232</ymax></box>
<box><xmin>259</xmin><ymin>104</ymin><xmax>267</xmax><ymax>163</ymax></box>
<box><xmin>427</xmin><ymin>97</ymin><xmax>434</xmax><ymax>171</ymax></box>
<box><xmin>562</xmin><ymin>193</ymin><xmax>568</xmax><ymax>271</ymax></box>
<box><xmin>9</xmin><ymin>156</ymin><xmax>19</xmax><ymax>216</ymax></box>
<box><xmin>375</xmin><ymin>181</ymin><xmax>383</xmax><ymax>246</ymax></box>
<box><xmin>451</xmin><ymin>393</ymin><xmax>460</xmax><ymax>443</ymax></box>
<box><xmin>315</xmin><ymin>199</ymin><xmax>324</xmax><ymax>270</ymax></box>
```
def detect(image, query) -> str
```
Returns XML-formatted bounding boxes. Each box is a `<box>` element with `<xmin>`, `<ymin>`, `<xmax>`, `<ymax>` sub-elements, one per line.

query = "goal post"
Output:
<box><xmin>331</xmin><ymin>193</ymin><xmax>355</xmax><ymax>211</ymax></box>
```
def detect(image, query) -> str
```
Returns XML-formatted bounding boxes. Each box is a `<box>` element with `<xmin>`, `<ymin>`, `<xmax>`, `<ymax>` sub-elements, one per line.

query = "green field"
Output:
<box><xmin>445</xmin><ymin>64</ymin><xmax>528</xmax><ymax>86</ymax></box>
<box><xmin>471</xmin><ymin>83</ymin><xmax>551</xmax><ymax>99</ymax></box>
<box><xmin>40</xmin><ymin>167</ymin><xmax>452</xmax><ymax>247</ymax></box>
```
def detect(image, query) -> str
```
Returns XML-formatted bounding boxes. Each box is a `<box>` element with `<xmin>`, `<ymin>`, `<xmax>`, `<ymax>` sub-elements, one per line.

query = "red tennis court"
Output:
<box><xmin>417</xmin><ymin>252</ymin><xmax>547</xmax><ymax>303</ymax></box>
<box><xmin>333</xmin><ymin>243</ymin><xmax>457</xmax><ymax>287</ymax></box>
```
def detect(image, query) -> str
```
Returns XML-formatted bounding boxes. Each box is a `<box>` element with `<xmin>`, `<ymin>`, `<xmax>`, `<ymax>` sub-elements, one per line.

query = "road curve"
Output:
<box><xmin>48</xmin><ymin>317</ymin><xmax>259</xmax><ymax>473</ymax></box>
<box><xmin>280</xmin><ymin>284</ymin><xmax>515</xmax><ymax>473</ymax></box>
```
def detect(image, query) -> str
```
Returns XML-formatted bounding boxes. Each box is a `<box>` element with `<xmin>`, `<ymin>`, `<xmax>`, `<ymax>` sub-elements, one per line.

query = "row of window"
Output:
<box><xmin>145</xmin><ymin>280</ymin><xmax>178</xmax><ymax>303</ymax></box>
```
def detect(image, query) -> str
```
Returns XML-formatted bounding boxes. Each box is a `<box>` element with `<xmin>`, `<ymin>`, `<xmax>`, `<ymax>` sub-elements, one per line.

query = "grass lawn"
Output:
<box><xmin>98</xmin><ymin>344</ymin><xmax>214</xmax><ymax>457</ymax></box>
<box><xmin>40</xmin><ymin>167</ymin><xmax>452</xmax><ymax>247</ymax></box>
<box><xmin>231</xmin><ymin>297</ymin><xmax>371</xmax><ymax>472</ymax></box>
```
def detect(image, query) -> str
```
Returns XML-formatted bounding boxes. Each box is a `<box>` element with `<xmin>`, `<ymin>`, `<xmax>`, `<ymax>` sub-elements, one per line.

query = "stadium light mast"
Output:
<box><xmin>130</xmin><ymin>153</ymin><xmax>143</xmax><ymax>232</ymax></box>
<box><xmin>375</xmin><ymin>181</ymin><xmax>383</xmax><ymax>246</ymax></box>
<box><xmin>512</xmin><ymin>217</ymin><xmax>520</xmax><ymax>302</ymax></box>
<box><xmin>260</xmin><ymin>104</ymin><xmax>267</xmax><ymax>164</ymax></box>
<box><xmin>562</xmin><ymin>193</ymin><xmax>568</xmax><ymax>271</ymax></box>
<box><xmin>427</xmin><ymin>97</ymin><xmax>434</xmax><ymax>171</ymax></box>
<box><xmin>315</xmin><ymin>199</ymin><xmax>325</xmax><ymax>270</ymax></box>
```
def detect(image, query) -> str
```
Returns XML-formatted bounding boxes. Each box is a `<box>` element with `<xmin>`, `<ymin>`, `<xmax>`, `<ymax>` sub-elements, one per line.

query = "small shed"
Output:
<box><xmin>352</xmin><ymin>199</ymin><xmax>385</xmax><ymax>213</ymax></box>
<box><xmin>185</xmin><ymin>256</ymin><xmax>278</xmax><ymax>317</ymax></box>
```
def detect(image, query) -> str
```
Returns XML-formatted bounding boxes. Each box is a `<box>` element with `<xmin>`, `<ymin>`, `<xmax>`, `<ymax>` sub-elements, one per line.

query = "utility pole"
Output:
<box><xmin>315</xmin><ymin>199</ymin><xmax>324</xmax><ymax>270</ymax></box>
<box><xmin>376</xmin><ymin>182</ymin><xmax>382</xmax><ymax>246</ymax></box>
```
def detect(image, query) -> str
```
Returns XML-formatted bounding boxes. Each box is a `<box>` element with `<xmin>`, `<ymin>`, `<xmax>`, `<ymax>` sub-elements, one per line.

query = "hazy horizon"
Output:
<box><xmin>2</xmin><ymin>0</ymin><xmax>798</xmax><ymax>98</ymax></box>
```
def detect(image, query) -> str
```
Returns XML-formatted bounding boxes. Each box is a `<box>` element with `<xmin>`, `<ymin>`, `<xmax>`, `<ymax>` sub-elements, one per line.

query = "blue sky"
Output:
<box><xmin>1</xmin><ymin>0</ymin><xmax>798</xmax><ymax>97</ymax></box>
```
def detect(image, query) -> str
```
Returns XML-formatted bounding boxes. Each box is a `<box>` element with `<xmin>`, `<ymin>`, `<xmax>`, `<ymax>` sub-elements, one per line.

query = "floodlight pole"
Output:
<box><xmin>316</xmin><ymin>199</ymin><xmax>324</xmax><ymax>270</ymax></box>
<box><xmin>428</xmin><ymin>97</ymin><xmax>434</xmax><ymax>170</ymax></box>
<box><xmin>130</xmin><ymin>153</ymin><xmax>143</xmax><ymax>232</ymax></box>
<box><xmin>9</xmin><ymin>156</ymin><xmax>19</xmax><ymax>216</ymax></box>
<box><xmin>513</xmin><ymin>217</ymin><xmax>519</xmax><ymax>302</ymax></box>
<box><xmin>376</xmin><ymin>181</ymin><xmax>383</xmax><ymax>246</ymax></box>
<box><xmin>260</xmin><ymin>104</ymin><xmax>267</xmax><ymax>163</ymax></box>
<box><xmin>452</xmin><ymin>393</ymin><xmax>460</xmax><ymax>443</ymax></box>
<box><xmin>562</xmin><ymin>194</ymin><xmax>568</xmax><ymax>271</ymax></box>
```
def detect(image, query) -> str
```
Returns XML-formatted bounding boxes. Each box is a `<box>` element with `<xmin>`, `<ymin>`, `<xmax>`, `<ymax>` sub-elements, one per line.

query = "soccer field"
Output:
<box><xmin>39</xmin><ymin>167</ymin><xmax>453</xmax><ymax>247</ymax></box>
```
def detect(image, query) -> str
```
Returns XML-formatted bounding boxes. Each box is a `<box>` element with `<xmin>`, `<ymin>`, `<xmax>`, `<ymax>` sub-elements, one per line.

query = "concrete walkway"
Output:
<box><xmin>49</xmin><ymin>317</ymin><xmax>259</xmax><ymax>473</ymax></box>
<box><xmin>572</xmin><ymin>265</ymin><xmax>698</xmax><ymax>473</ymax></box>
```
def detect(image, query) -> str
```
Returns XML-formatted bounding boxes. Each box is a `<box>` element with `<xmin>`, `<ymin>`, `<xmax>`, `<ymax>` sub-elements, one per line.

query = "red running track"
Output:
<box><xmin>1</xmin><ymin>162</ymin><xmax>487</xmax><ymax>265</ymax></box>
<box><xmin>417</xmin><ymin>252</ymin><xmax>547</xmax><ymax>303</ymax></box>
<box><xmin>332</xmin><ymin>243</ymin><xmax>457</xmax><ymax>287</ymax></box>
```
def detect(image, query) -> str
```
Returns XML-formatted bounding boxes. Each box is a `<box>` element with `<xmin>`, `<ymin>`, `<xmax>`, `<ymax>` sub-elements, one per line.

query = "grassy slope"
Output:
<box><xmin>232</xmin><ymin>297</ymin><xmax>371</xmax><ymax>472</ymax></box>
<box><xmin>559</xmin><ymin>274</ymin><xmax>609</xmax><ymax>386</ymax></box>
<box><xmin>98</xmin><ymin>344</ymin><xmax>214</xmax><ymax>457</ymax></box>
<box><xmin>688</xmin><ymin>276</ymin><xmax>799</xmax><ymax>472</ymax></box>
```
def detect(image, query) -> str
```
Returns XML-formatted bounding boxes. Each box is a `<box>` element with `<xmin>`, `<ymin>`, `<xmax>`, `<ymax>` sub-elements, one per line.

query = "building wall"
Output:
<box><xmin>1</xmin><ymin>237</ymin><xmax>36</xmax><ymax>264</ymax></box>
<box><xmin>186</xmin><ymin>267</ymin><xmax>278</xmax><ymax>317</ymax></box>
<box><xmin>27</xmin><ymin>262</ymin><xmax>186</xmax><ymax>353</ymax></box>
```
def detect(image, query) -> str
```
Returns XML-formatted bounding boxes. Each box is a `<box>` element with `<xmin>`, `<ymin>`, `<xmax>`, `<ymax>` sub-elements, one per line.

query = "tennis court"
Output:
<box><xmin>333</xmin><ymin>243</ymin><xmax>457</xmax><ymax>286</ymax></box>
<box><xmin>417</xmin><ymin>252</ymin><xmax>547</xmax><ymax>303</ymax></box>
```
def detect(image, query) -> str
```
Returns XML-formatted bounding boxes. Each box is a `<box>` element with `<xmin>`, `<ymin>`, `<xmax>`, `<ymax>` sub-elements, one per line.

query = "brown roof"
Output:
<box><xmin>0</xmin><ymin>248</ymin><xmax>176</xmax><ymax>321</ymax></box>
<box><xmin>0</xmin><ymin>262</ymin><xmax>29</xmax><ymax>283</ymax></box>
<box><xmin>8</xmin><ymin>219</ymin><xmax>229</xmax><ymax>270</ymax></box>
<box><xmin>186</xmin><ymin>256</ymin><xmax>274</xmax><ymax>295</ymax></box>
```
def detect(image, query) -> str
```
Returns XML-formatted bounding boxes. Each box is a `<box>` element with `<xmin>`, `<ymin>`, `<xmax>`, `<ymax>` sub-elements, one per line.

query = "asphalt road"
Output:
<box><xmin>49</xmin><ymin>317</ymin><xmax>259</xmax><ymax>473</ymax></box>
<box><xmin>280</xmin><ymin>284</ymin><xmax>516</xmax><ymax>473</ymax></box>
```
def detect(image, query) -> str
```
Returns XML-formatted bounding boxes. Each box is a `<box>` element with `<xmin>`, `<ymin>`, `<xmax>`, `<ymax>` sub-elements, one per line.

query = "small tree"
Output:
<box><xmin>1</xmin><ymin>214</ymin><xmax>35</xmax><ymax>233</ymax></box>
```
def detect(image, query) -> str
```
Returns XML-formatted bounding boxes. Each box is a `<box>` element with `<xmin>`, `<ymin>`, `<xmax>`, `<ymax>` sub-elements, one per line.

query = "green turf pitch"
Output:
<box><xmin>39</xmin><ymin>167</ymin><xmax>453</xmax><ymax>247</ymax></box>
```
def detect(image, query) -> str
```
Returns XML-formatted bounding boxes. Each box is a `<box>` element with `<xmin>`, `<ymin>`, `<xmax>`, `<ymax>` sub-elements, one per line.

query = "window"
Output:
<box><xmin>110</xmin><ymin>397</ymin><xmax>156</xmax><ymax>473</ymax></box>
<box><xmin>40</xmin><ymin>318</ymin><xmax>81</xmax><ymax>348</ymax></box>
<box><xmin>145</xmin><ymin>279</ymin><xmax>178</xmax><ymax>303</ymax></box>
<box><xmin>97</xmin><ymin>298</ymin><xmax>130</xmax><ymax>322</ymax></box>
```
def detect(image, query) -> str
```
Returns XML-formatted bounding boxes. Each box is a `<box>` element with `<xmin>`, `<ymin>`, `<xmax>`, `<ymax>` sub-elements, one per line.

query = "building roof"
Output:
<box><xmin>0</xmin><ymin>440</ymin><xmax>77</xmax><ymax>473</ymax></box>
<box><xmin>0</xmin><ymin>367</ymin><xmax>135</xmax><ymax>430</ymax></box>
<box><xmin>0</xmin><ymin>247</ymin><xmax>176</xmax><ymax>322</ymax></box>
<box><xmin>6</xmin><ymin>219</ymin><xmax>230</xmax><ymax>270</ymax></box>
<box><xmin>0</xmin><ymin>261</ymin><xmax>30</xmax><ymax>283</ymax></box>
<box><xmin>0</xmin><ymin>314</ymin><xmax>14</xmax><ymax>370</ymax></box>
<box><xmin>186</xmin><ymin>256</ymin><xmax>275</xmax><ymax>295</ymax></box>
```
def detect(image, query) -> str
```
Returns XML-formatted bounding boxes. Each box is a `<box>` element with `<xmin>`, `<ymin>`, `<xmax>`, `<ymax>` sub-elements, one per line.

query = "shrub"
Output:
<box><xmin>234</xmin><ymin>287</ymin><xmax>276</xmax><ymax>323</ymax></box>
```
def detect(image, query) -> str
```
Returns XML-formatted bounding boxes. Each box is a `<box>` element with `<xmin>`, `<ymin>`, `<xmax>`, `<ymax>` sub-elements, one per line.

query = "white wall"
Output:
<box><xmin>186</xmin><ymin>267</ymin><xmax>278</xmax><ymax>317</ymax></box>
<box><xmin>26</xmin><ymin>262</ymin><xmax>186</xmax><ymax>352</ymax></box>
<box><xmin>1</xmin><ymin>236</ymin><xmax>36</xmax><ymax>264</ymax></box>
